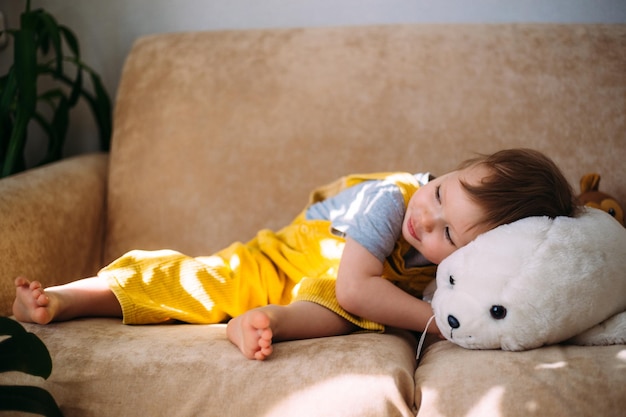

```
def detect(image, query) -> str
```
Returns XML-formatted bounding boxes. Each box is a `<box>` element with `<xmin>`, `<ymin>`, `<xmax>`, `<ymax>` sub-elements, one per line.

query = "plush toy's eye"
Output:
<box><xmin>608</xmin><ymin>208</ymin><xmax>616</xmax><ymax>217</ymax></box>
<box><xmin>490</xmin><ymin>305</ymin><xmax>507</xmax><ymax>320</ymax></box>
<box><xmin>449</xmin><ymin>275</ymin><xmax>455</xmax><ymax>286</ymax></box>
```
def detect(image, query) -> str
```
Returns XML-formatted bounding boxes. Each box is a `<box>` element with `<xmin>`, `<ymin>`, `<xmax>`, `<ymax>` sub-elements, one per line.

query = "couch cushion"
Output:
<box><xmin>2</xmin><ymin>319</ymin><xmax>419</xmax><ymax>417</ymax></box>
<box><xmin>415</xmin><ymin>341</ymin><xmax>626</xmax><ymax>417</ymax></box>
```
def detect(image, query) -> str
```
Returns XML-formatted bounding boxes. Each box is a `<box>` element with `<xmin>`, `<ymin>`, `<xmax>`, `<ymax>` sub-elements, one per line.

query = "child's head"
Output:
<box><xmin>402</xmin><ymin>148</ymin><xmax>580</xmax><ymax>265</ymax></box>
<box><xmin>458</xmin><ymin>148</ymin><xmax>580</xmax><ymax>230</ymax></box>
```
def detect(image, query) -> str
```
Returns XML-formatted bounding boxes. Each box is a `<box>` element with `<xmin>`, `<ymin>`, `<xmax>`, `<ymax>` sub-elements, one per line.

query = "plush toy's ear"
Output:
<box><xmin>578</xmin><ymin>173</ymin><xmax>624</xmax><ymax>226</ymax></box>
<box><xmin>579</xmin><ymin>173</ymin><xmax>601</xmax><ymax>193</ymax></box>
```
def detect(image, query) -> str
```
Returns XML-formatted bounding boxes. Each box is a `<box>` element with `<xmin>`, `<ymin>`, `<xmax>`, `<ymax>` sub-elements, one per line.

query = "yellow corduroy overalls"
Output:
<box><xmin>99</xmin><ymin>172</ymin><xmax>437</xmax><ymax>331</ymax></box>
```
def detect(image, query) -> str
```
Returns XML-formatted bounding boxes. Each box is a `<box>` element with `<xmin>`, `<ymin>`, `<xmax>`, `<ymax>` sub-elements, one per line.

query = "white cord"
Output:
<box><xmin>416</xmin><ymin>315</ymin><xmax>436</xmax><ymax>360</ymax></box>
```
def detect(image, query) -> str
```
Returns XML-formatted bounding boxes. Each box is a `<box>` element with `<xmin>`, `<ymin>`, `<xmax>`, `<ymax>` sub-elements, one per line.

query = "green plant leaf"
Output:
<box><xmin>0</xmin><ymin>317</ymin><xmax>52</xmax><ymax>378</ymax></box>
<box><xmin>0</xmin><ymin>69</ymin><xmax>18</xmax><ymax>160</ymax></box>
<box><xmin>0</xmin><ymin>70</ymin><xmax>17</xmax><ymax>116</ymax></box>
<box><xmin>59</xmin><ymin>25</ymin><xmax>80</xmax><ymax>58</ymax></box>
<box><xmin>34</xmin><ymin>10</ymin><xmax>63</xmax><ymax>74</ymax></box>
<box><xmin>34</xmin><ymin>13</ymin><xmax>51</xmax><ymax>55</ymax></box>
<box><xmin>35</xmin><ymin>87</ymin><xmax>70</xmax><ymax>166</ymax></box>
<box><xmin>0</xmin><ymin>316</ymin><xmax>28</xmax><ymax>335</ymax></box>
<box><xmin>32</xmin><ymin>112</ymin><xmax>54</xmax><ymax>139</ymax></box>
<box><xmin>37</xmin><ymin>66</ymin><xmax>112</xmax><ymax>152</ymax></box>
<box><xmin>14</xmin><ymin>28</ymin><xmax>37</xmax><ymax>115</ymax></box>
<box><xmin>1</xmin><ymin>105</ymin><xmax>29</xmax><ymax>177</ymax></box>
<box><xmin>42</xmin><ymin>95</ymin><xmax>69</xmax><ymax>165</ymax></box>
<box><xmin>0</xmin><ymin>12</ymin><xmax>37</xmax><ymax>177</ymax></box>
<box><xmin>58</xmin><ymin>27</ymin><xmax>84</xmax><ymax>107</ymax></box>
<box><xmin>67</xmin><ymin>65</ymin><xmax>83</xmax><ymax>107</ymax></box>
<box><xmin>0</xmin><ymin>116</ymin><xmax>13</xmax><ymax>166</ymax></box>
<box><xmin>0</xmin><ymin>385</ymin><xmax>64</xmax><ymax>417</ymax></box>
<box><xmin>1</xmin><ymin>12</ymin><xmax>39</xmax><ymax>177</ymax></box>
<box><xmin>1</xmin><ymin>2</ymin><xmax>113</xmax><ymax>177</ymax></box>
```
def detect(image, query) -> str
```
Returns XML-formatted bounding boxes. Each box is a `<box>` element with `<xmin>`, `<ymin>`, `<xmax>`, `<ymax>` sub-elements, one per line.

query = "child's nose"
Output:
<box><xmin>421</xmin><ymin>210</ymin><xmax>436</xmax><ymax>232</ymax></box>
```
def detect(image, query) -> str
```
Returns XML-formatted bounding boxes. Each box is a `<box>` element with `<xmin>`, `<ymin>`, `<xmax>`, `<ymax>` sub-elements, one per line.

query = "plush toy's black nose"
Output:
<box><xmin>447</xmin><ymin>315</ymin><xmax>460</xmax><ymax>329</ymax></box>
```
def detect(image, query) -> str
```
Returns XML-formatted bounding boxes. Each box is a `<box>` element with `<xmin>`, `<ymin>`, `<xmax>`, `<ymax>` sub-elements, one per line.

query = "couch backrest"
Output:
<box><xmin>104</xmin><ymin>24</ymin><xmax>626</xmax><ymax>263</ymax></box>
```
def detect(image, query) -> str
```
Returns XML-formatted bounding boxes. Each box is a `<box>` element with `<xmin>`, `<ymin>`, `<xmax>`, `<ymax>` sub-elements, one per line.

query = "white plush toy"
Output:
<box><xmin>431</xmin><ymin>207</ymin><xmax>626</xmax><ymax>351</ymax></box>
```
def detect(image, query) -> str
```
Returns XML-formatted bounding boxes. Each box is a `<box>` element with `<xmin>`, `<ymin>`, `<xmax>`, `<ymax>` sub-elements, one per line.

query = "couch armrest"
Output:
<box><xmin>0</xmin><ymin>153</ymin><xmax>108</xmax><ymax>316</ymax></box>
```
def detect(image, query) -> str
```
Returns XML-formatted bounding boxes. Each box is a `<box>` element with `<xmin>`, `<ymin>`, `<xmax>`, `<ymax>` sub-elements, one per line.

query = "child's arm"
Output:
<box><xmin>335</xmin><ymin>237</ymin><xmax>441</xmax><ymax>335</ymax></box>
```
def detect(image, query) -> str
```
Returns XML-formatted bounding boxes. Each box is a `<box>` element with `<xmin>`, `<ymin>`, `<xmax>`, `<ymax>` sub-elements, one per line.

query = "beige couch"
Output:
<box><xmin>1</xmin><ymin>24</ymin><xmax>625</xmax><ymax>417</ymax></box>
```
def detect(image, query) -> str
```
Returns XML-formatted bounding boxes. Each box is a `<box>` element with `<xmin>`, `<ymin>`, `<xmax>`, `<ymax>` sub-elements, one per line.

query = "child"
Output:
<box><xmin>13</xmin><ymin>148</ymin><xmax>579</xmax><ymax>360</ymax></box>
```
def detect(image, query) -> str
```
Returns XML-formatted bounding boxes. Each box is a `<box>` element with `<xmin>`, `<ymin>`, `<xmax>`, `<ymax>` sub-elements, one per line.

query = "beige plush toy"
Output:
<box><xmin>431</xmin><ymin>207</ymin><xmax>626</xmax><ymax>351</ymax></box>
<box><xmin>578</xmin><ymin>173</ymin><xmax>624</xmax><ymax>226</ymax></box>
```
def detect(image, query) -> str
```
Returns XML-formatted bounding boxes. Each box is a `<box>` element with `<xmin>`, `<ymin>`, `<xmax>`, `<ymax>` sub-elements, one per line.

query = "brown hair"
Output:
<box><xmin>458</xmin><ymin>148</ymin><xmax>581</xmax><ymax>230</ymax></box>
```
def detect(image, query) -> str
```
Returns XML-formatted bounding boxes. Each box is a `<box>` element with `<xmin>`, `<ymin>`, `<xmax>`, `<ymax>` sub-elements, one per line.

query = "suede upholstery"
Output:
<box><xmin>1</xmin><ymin>24</ymin><xmax>625</xmax><ymax>416</ymax></box>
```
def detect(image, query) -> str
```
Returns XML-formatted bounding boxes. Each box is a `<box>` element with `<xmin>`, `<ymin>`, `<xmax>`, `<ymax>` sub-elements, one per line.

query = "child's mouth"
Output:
<box><xmin>408</xmin><ymin>218</ymin><xmax>421</xmax><ymax>242</ymax></box>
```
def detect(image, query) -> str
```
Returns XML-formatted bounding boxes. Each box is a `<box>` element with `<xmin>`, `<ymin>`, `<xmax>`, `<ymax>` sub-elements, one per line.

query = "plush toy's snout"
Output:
<box><xmin>431</xmin><ymin>208</ymin><xmax>626</xmax><ymax>351</ymax></box>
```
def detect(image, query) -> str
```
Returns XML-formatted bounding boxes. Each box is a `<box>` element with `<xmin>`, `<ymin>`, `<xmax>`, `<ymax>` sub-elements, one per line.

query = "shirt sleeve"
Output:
<box><xmin>306</xmin><ymin>179</ymin><xmax>406</xmax><ymax>263</ymax></box>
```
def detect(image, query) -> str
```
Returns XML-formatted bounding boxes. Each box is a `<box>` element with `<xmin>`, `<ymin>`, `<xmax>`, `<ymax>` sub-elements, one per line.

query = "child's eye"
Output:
<box><xmin>445</xmin><ymin>227</ymin><xmax>457</xmax><ymax>247</ymax></box>
<box><xmin>435</xmin><ymin>185</ymin><xmax>442</xmax><ymax>203</ymax></box>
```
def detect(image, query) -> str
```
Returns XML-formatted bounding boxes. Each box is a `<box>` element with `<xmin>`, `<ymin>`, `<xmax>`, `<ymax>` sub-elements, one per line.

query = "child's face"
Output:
<box><xmin>402</xmin><ymin>165</ymin><xmax>488</xmax><ymax>264</ymax></box>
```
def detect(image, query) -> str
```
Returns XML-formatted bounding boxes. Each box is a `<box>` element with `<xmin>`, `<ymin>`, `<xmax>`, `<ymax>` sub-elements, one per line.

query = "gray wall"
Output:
<box><xmin>1</xmin><ymin>0</ymin><xmax>625</xmax><ymax>162</ymax></box>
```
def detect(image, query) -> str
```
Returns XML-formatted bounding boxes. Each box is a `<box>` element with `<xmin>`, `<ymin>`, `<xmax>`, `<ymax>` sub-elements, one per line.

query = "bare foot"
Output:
<box><xmin>226</xmin><ymin>309</ymin><xmax>274</xmax><ymax>360</ymax></box>
<box><xmin>13</xmin><ymin>277</ymin><xmax>58</xmax><ymax>324</ymax></box>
